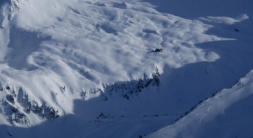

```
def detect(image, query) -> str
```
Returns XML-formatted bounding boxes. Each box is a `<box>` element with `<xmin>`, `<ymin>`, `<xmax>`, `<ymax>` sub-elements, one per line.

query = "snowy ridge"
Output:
<box><xmin>199</xmin><ymin>14</ymin><xmax>249</xmax><ymax>25</ymax></box>
<box><xmin>148</xmin><ymin>70</ymin><xmax>253</xmax><ymax>138</ymax></box>
<box><xmin>0</xmin><ymin>1</ymin><xmax>252</xmax><ymax>138</ymax></box>
<box><xmin>0</xmin><ymin>0</ymin><xmax>235</xmax><ymax>127</ymax></box>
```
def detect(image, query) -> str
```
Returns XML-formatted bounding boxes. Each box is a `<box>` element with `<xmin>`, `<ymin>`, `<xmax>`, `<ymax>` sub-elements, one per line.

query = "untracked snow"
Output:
<box><xmin>0</xmin><ymin>0</ymin><xmax>226</xmax><ymax>124</ymax></box>
<box><xmin>0</xmin><ymin>0</ymin><xmax>253</xmax><ymax>137</ymax></box>
<box><xmin>148</xmin><ymin>70</ymin><xmax>253</xmax><ymax>138</ymax></box>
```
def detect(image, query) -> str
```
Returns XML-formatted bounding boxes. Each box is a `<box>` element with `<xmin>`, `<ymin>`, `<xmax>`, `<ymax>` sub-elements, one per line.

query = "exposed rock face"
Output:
<box><xmin>81</xmin><ymin>70</ymin><xmax>161</xmax><ymax>101</ymax></box>
<box><xmin>0</xmin><ymin>69</ymin><xmax>161</xmax><ymax>126</ymax></box>
<box><xmin>0</xmin><ymin>86</ymin><xmax>60</xmax><ymax>126</ymax></box>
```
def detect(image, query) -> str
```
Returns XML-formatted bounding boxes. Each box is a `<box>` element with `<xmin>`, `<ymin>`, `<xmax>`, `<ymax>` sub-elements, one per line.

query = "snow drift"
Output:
<box><xmin>0</xmin><ymin>0</ymin><xmax>253</xmax><ymax>138</ymax></box>
<box><xmin>0</xmin><ymin>0</ymin><xmax>227</xmax><ymax>126</ymax></box>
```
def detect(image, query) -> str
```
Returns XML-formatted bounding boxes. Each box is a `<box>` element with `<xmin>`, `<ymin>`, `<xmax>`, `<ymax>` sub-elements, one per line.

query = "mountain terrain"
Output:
<box><xmin>0</xmin><ymin>0</ymin><xmax>253</xmax><ymax>138</ymax></box>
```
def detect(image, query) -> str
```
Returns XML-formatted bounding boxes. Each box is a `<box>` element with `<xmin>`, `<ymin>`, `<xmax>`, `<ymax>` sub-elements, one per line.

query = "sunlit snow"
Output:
<box><xmin>0</xmin><ymin>0</ymin><xmax>253</xmax><ymax>138</ymax></box>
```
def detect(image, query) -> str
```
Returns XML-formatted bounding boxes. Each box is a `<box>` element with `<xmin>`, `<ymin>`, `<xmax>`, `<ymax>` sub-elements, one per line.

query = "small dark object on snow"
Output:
<box><xmin>7</xmin><ymin>131</ymin><xmax>13</xmax><ymax>137</ymax></box>
<box><xmin>62</xmin><ymin>86</ymin><xmax>66</xmax><ymax>91</ymax></box>
<box><xmin>123</xmin><ymin>94</ymin><xmax>130</xmax><ymax>100</ymax></box>
<box><xmin>97</xmin><ymin>112</ymin><xmax>106</xmax><ymax>119</ymax></box>
<box><xmin>234</xmin><ymin>28</ymin><xmax>240</xmax><ymax>32</ymax></box>
<box><xmin>102</xmin><ymin>95</ymin><xmax>108</xmax><ymax>101</ymax></box>
<box><xmin>152</xmin><ymin>48</ymin><xmax>163</xmax><ymax>53</ymax></box>
<box><xmin>6</xmin><ymin>86</ymin><xmax>10</xmax><ymax>90</ymax></box>
<box><xmin>154</xmin><ymin>114</ymin><xmax>159</xmax><ymax>117</ymax></box>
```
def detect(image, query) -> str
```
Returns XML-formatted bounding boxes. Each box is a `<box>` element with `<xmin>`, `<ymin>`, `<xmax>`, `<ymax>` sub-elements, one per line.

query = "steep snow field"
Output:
<box><xmin>145</xmin><ymin>0</ymin><xmax>253</xmax><ymax>137</ymax></box>
<box><xmin>0</xmin><ymin>0</ymin><xmax>253</xmax><ymax>138</ymax></box>
<box><xmin>0</xmin><ymin>0</ymin><xmax>224</xmax><ymax>125</ymax></box>
<box><xmin>148</xmin><ymin>70</ymin><xmax>253</xmax><ymax>138</ymax></box>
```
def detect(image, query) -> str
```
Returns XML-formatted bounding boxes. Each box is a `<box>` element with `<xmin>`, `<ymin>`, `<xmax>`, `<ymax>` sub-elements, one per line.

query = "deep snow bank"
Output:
<box><xmin>0</xmin><ymin>0</ymin><xmax>233</xmax><ymax>126</ymax></box>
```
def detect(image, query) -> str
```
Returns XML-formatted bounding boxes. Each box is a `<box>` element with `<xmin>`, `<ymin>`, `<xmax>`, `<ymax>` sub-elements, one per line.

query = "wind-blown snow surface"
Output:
<box><xmin>0</xmin><ymin>0</ymin><xmax>253</xmax><ymax>137</ymax></box>
<box><xmin>0</xmin><ymin>0</ymin><xmax>224</xmax><ymax>124</ymax></box>
<box><xmin>148</xmin><ymin>70</ymin><xmax>253</xmax><ymax>138</ymax></box>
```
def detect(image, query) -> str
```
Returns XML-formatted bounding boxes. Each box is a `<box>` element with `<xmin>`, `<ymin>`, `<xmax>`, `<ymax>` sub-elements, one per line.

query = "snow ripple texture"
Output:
<box><xmin>0</xmin><ymin>0</ymin><xmax>237</xmax><ymax>126</ymax></box>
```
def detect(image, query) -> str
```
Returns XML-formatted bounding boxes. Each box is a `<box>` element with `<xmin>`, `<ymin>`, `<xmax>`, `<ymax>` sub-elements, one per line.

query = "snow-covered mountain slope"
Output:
<box><xmin>144</xmin><ymin>0</ymin><xmax>253</xmax><ymax>138</ymax></box>
<box><xmin>148</xmin><ymin>70</ymin><xmax>253</xmax><ymax>138</ymax></box>
<box><xmin>0</xmin><ymin>0</ymin><xmax>225</xmax><ymax>125</ymax></box>
<box><xmin>0</xmin><ymin>0</ymin><xmax>253</xmax><ymax>138</ymax></box>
